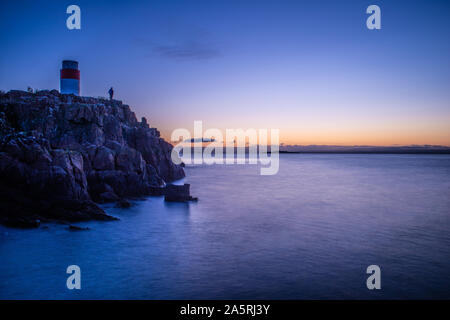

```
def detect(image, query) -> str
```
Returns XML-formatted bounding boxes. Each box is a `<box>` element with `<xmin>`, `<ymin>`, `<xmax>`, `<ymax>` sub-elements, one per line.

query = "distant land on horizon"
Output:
<box><xmin>278</xmin><ymin>145</ymin><xmax>450</xmax><ymax>154</ymax></box>
<box><xmin>179</xmin><ymin>144</ymin><xmax>450</xmax><ymax>154</ymax></box>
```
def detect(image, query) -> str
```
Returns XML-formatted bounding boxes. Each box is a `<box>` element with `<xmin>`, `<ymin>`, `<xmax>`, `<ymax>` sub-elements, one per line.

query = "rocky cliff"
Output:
<box><xmin>0</xmin><ymin>90</ymin><xmax>185</xmax><ymax>227</ymax></box>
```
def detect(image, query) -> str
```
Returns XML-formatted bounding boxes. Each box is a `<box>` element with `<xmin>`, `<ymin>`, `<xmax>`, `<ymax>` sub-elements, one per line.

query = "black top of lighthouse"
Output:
<box><xmin>62</xmin><ymin>60</ymin><xmax>79</xmax><ymax>70</ymax></box>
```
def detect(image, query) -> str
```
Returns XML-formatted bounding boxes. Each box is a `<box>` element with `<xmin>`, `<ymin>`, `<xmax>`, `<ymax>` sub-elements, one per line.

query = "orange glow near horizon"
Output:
<box><xmin>157</xmin><ymin>122</ymin><xmax>450</xmax><ymax>147</ymax></box>
<box><xmin>143</xmin><ymin>94</ymin><xmax>450</xmax><ymax>148</ymax></box>
<box><xmin>159</xmin><ymin>128</ymin><xmax>450</xmax><ymax>147</ymax></box>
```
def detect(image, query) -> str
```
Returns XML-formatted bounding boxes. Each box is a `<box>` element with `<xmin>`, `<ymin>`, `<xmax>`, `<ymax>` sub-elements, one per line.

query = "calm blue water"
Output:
<box><xmin>1</xmin><ymin>154</ymin><xmax>450</xmax><ymax>299</ymax></box>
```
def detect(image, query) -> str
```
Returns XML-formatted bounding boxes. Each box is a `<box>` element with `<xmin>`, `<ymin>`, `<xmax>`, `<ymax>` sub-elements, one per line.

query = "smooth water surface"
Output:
<box><xmin>1</xmin><ymin>154</ymin><xmax>449</xmax><ymax>299</ymax></box>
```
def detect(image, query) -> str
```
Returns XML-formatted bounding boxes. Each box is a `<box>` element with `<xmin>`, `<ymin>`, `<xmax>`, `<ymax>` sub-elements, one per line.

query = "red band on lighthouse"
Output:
<box><xmin>60</xmin><ymin>69</ymin><xmax>80</xmax><ymax>80</ymax></box>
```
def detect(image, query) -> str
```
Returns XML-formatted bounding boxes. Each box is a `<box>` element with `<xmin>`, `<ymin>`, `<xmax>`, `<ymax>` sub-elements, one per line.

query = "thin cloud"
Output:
<box><xmin>152</xmin><ymin>41</ymin><xmax>220</xmax><ymax>60</ymax></box>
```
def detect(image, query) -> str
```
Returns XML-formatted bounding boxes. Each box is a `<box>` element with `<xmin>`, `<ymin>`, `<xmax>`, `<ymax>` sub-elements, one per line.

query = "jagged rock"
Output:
<box><xmin>99</xmin><ymin>191</ymin><xmax>120</xmax><ymax>202</ymax></box>
<box><xmin>0</xmin><ymin>90</ymin><xmax>185</xmax><ymax>227</ymax></box>
<box><xmin>93</xmin><ymin>146</ymin><xmax>115</xmax><ymax>170</ymax></box>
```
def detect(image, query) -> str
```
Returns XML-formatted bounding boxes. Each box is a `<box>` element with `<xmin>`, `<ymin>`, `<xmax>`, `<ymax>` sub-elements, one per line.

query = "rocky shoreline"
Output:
<box><xmin>0</xmin><ymin>90</ymin><xmax>188</xmax><ymax>228</ymax></box>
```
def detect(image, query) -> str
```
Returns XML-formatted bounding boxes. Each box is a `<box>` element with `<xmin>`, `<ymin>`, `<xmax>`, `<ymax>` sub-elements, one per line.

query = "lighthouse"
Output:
<box><xmin>60</xmin><ymin>60</ymin><xmax>80</xmax><ymax>95</ymax></box>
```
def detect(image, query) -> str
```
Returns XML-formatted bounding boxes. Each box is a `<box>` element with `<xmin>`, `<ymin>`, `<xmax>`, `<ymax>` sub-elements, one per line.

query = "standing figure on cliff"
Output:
<box><xmin>108</xmin><ymin>87</ymin><xmax>114</xmax><ymax>100</ymax></box>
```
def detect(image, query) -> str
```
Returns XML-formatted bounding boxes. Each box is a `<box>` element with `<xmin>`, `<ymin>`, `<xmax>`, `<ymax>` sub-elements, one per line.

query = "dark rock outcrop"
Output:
<box><xmin>0</xmin><ymin>90</ymin><xmax>185</xmax><ymax>227</ymax></box>
<box><xmin>164</xmin><ymin>184</ymin><xmax>197</xmax><ymax>202</ymax></box>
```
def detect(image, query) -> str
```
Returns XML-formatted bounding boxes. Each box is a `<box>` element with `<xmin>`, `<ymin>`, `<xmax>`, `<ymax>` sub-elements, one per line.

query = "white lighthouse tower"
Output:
<box><xmin>60</xmin><ymin>60</ymin><xmax>80</xmax><ymax>95</ymax></box>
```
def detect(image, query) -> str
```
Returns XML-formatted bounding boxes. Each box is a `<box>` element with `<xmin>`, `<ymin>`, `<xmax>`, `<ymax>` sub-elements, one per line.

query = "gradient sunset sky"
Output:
<box><xmin>0</xmin><ymin>0</ymin><xmax>449</xmax><ymax>146</ymax></box>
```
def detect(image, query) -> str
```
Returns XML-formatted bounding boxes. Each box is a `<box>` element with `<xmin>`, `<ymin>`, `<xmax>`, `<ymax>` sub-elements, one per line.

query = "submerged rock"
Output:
<box><xmin>0</xmin><ymin>90</ymin><xmax>185</xmax><ymax>227</ymax></box>
<box><xmin>68</xmin><ymin>225</ymin><xmax>90</xmax><ymax>231</ymax></box>
<box><xmin>115</xmin><ymin>198</ymin><xmax>132</xmax><ymax>208</ymax></box>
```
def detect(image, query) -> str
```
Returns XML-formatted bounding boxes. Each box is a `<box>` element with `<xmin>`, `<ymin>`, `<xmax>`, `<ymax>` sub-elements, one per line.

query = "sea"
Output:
<box><xmin>1</xmin><ymin>154</ymin><xmax>449</xmax><ymax>299</ymax></box>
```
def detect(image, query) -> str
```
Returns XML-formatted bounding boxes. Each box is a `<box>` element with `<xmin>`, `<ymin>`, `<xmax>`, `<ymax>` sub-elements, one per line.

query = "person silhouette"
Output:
<box><xmin>108</xmin><ymin>87</ymin><xmax>114</xmax><ymax>100</ymax></box>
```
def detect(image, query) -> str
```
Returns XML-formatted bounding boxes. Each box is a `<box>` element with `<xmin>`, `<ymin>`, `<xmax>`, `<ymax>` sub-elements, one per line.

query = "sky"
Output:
<box><xmin>0</xmin><ymin>0</ymin><xmax>449</xmax><ymax>146</ymax></box>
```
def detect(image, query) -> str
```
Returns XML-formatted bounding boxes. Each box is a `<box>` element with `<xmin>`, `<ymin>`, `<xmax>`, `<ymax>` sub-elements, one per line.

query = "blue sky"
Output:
<box><xmin>0</xmin><ymin>0</ymin><xmax>449</xmax><ymax>145</ymax></box>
